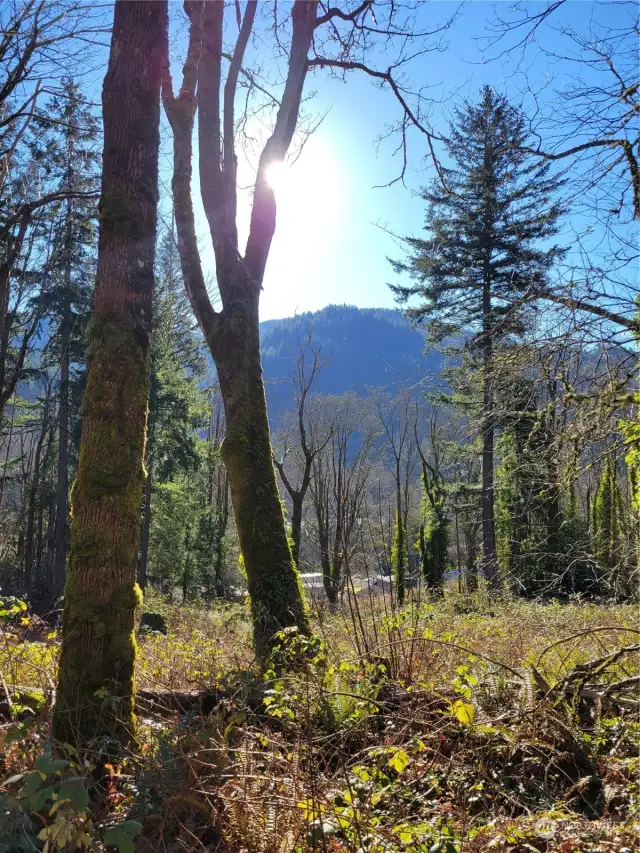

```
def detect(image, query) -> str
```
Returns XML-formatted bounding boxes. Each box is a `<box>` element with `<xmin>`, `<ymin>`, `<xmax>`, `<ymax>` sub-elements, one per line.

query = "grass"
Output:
<box><xmin>0</xmin><ymin>591</ymin><xmax>638</xmax><ymax>852</ymax></box>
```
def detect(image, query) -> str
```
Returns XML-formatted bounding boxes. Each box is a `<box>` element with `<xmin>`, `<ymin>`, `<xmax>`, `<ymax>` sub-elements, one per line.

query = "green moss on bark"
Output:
<box><xmin>220</xmin><ymin>375</ymin><xmax>309</xmax><ymax>660</ymax></box>
<box><xmin>54</xmin><ymin>582</ymin><xmax>142</xmax><ymax>748</ymax></box>
<box><xmin>54</xmin><ymin>314</ymin><xmax>149</xmax><ymax>747</ymax></box>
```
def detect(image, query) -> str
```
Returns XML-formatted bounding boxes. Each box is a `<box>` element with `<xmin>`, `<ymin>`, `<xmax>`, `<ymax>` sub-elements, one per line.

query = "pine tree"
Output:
<box><xmin>391</xmin><ymin>86</ymin><xmax>565</xmax><ymax>589</ymax></box>
<box><xmin>138</xmin><ymin>225</ymin><xmax>208</xmax><ymax>591</ymax></box>
<box><xmin>29</xmin><ymin>78</ymin><xmax>100</xmax><ymax>600</ymax></box>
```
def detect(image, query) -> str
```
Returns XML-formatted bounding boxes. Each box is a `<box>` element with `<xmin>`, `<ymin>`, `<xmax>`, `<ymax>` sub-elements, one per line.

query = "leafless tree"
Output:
<box><xmin>309</xmin><ymin>393</ymin><xmax>374</xmax><ymax>604</ymax></box>
<box><xmin>160</xmin><ymin>0</ymin><xmax>456</xmax><ymax>653</ymax></box>
<box><xmin>273</xmin><ymin>325</ymin><xmax>331</xmax><ymax>568</ymax></box>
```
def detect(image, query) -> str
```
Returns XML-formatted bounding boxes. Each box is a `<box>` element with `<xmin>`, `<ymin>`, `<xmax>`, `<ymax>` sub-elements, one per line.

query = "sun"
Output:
<box><xmin>265</xmin><ymin>160</ymin><xmax>288</xmax><ymax>192</ymax></box>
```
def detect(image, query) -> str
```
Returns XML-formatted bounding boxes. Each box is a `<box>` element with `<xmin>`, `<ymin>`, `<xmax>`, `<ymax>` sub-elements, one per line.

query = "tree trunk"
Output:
<box><xmin>213</xmin><ymin>513</ymin><xmax>226</xmax><ymax>599</ymax></box>
<box><xmin>24</xmin><ymin>406</ymin><xmax>49</xmax><ymax>594</ymax></box>
<box><xmin>480</xmin><ymin>277</ymin><xmax>499</xmax><ymax>589</ymax></box>
<box><xmin>54</xmin><ymin>0</ymin><xmax>166</xmax><ymax>748</ymax></box>
<box><xmin>35</xmin><ymin>489</ymin><xmax>44</xmax><ymax>585</ymax></box>
<box><xmin>182</xmin><ymin>526</ymin><xmax>191</xmax><ymax>603</ymax></box>
<box><xmin>394</xmin><ymin>462</ymin><xmax>406</xmax><ymax>605</ymax></box>
<box><xmin>288</xmin><ymin>494</ymin><xmax>301</xmax><ymax>568</ymax></box>
<box><xmin>138</xmin><ymin>466</ymin><xmax>152</xmax><ymax>590</ymax></box>
<box><xmin>465</xmin><ymin>509</ymin><xmax>479</xmax><ymax>593</ymax></box>
<box><xmin>317</xmin><ymin>496</ymin><xmax>336</xmax><ymax>604</ymax></box>
<box><xmin>53</xmin><ymin>298</ymin><xmax>71</xmax><ymax>597</ymax></box>
<box><xmin>161</xmin><ymin>0</ymin><xmax>316</xmax><ymax>659</ymax></box>
<box><xmin>216</xmin><ymin>294</ymin><xmax>310</xmax><ymax>657</ymax></box>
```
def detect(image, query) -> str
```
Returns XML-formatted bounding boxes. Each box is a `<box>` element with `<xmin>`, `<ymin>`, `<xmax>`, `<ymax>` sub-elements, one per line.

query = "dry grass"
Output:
<box><xmin>0</xmin><ymin>592</ymin><xmax>639</xmax><ymax>852</ymax></box>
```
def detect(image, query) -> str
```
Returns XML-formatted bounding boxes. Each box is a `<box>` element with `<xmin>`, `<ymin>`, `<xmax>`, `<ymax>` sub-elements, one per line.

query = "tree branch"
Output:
<box><xmin>245</xmin><ymin>0</ymin><xmax>319</xmax><ymax>286</ymax></box>
<box><xmin>223</xmin><ymin>1</ymin><xmax>257</xmax><ymax>239</ymax></box>
<box><xmin>162</xmin><ymin>2</ymin><xmax>222</xmax><ymax>357</ymax></box>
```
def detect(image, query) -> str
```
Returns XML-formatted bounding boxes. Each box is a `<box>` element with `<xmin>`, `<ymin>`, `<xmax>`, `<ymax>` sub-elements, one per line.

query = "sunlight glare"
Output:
<box><xmin>265</xmin><ymin>160</ymin><xmax>287</xmax><ymax>193</ymax></box>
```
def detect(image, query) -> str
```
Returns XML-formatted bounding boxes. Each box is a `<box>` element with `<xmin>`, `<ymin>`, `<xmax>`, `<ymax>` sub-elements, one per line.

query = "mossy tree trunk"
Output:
<box><xmin>54</xmin><ymin>0</ymin><xmax>166</xmax><ymax>748</ymax></box>
<box><xmin>416</xmin><ymin>433</ymin><xmax>447</xmax><ymax>595</ymax></box>
<box><xmin>162</xmin><ymin>1</ymin><xmax>316</xmax><ymax>658</ymax></box>
<box><xmin>215</xmin><ymin>292</ymin><xmax>309</xmax><ymax>654</ymax></box>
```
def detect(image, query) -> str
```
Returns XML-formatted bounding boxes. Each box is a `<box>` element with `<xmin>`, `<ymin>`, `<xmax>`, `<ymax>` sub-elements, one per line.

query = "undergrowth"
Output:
<box><xmin>0</xmin><ymin>592</ymin><xmax>638</xmax><ymax>852</ymax></box>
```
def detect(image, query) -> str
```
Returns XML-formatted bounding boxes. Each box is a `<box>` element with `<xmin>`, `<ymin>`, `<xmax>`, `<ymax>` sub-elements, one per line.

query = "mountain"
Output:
<box><xmin>259</xmin><ymin>305</ymin><xmax>445</xmax><ymax>420</ymax></box>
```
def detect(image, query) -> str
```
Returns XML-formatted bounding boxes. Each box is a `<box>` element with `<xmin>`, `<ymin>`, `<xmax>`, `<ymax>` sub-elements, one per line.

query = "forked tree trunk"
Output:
<box><xmin>215</xmin><ymin>293</ymin><xmax>309</xmax><ymax>656</ymax></box>
<box><xmin>54</xmin><ymin>0</ymin><xmax>166</xmax><ymax>747</ymax></box>
<box><xmin>161</xmin><ymin>1</ymin><xmax>313</xmax><ymax>657</ymax></box>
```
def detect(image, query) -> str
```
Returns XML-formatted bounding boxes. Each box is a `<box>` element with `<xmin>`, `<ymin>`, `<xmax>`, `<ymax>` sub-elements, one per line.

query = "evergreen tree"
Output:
<box><xmin>139</xmin><ymin>225</ymin><xmax>208</xmax><ymax>591</ymax></box>
<box><xmin>29</xmin><ymin>78</ymin><xmax>100</xmax><ymax>600</ymax></box>
<box><xmin>391</xmin><ymin>86</ymin><xmax>565</xmax><ymax>589</ymax></box>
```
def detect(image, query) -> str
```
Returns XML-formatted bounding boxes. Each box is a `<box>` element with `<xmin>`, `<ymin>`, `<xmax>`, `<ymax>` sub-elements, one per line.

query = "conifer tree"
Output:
<box><xmin>138</xmin><ymin>225</ymin><xmax>208</xmax><ymax>590</ymax></box>
<box><xmin>29</xmin><ymin>79</ymin><xmax>100</xmax><ymax>599</ymax></box>
<box><xmin>391</xmin><ymin>86</ymin><xmax>565</xmax><ymax>588</ymax></box>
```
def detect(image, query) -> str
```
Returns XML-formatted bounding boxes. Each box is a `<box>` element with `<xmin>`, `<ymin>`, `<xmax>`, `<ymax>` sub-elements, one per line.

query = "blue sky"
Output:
<box><xmin>168</xmin><ymin>1</ymin><xmax>636</xmax><ymax>322</ymax></box>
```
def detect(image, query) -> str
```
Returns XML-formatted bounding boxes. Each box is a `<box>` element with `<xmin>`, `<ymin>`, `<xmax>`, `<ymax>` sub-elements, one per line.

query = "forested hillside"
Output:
<box><xmin>261</xmin><ymin>305</ymin><xmax>445</xmax><ymax>418</ymax></box>
<box><xmin>0</xmin><ymin>2</ymin><xmax>637</xmax><ymax>852</ymax></box>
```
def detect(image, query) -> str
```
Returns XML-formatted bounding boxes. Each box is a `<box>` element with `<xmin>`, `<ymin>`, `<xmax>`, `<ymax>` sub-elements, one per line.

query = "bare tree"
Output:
<box><xmin>487</xmin><ymin>2</ymin><xmax>638</xmax><ymax>334</ymax></box>
<box><xmin>273</xmin><ymin>326</ymin><xmax>331</xmax><ymax>568</ymax></box>
<box><xmin>161</xmin><ymin>0</ymin><xmax>454</xmax><ymax>655</ymax></box>
<box><xmin>310</xmin><ymin>393</ymin><xmax>373</xmax><ymax>605</ymax></box>
<box><xmin>374</xmin><ymin>391</ymin><xmax>417</xmax><ymax>604</ymax></box>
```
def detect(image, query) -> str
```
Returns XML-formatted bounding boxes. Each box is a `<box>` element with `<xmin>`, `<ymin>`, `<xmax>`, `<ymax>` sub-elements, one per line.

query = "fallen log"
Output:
<box><xmin>1</xmin><ymin>685</ymin><xmax>263</xmax><ymax>723</ymax></box>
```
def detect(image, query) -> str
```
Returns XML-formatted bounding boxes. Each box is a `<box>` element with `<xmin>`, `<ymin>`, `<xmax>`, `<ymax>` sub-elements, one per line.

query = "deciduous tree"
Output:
<box><xmin>54</xmin><ymin>0</ymin><xmax>167</xmax><ymax>747</ymax></box>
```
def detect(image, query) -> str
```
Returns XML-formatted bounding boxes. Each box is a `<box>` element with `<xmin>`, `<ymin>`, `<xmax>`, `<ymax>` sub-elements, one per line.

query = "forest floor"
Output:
<box><xmin>0</xmin><ymin>593</ymin><xmax>639</xmax><ymax>852</ymax></box>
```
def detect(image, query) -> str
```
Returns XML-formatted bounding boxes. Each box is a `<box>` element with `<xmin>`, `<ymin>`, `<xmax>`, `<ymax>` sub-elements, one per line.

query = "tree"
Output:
<box><xmin>310</xmin><ymin>394</ymin><xmax>373</xmax><ymax>605</ymax></box>
<box><xmin>54</xmin><ymin>0</ymin><xmax>167</xmax><ymax>747</ymax></box>
<box><xmin>29</xmin><ymin>79</ymin><xmax>100</xmax><ymax>599</ymax></box>
<box><xmin>486</xmin><ymin>2</ymin><xmax>638</xmax><ymax>351</ymax></box>
<box><xmin>198</xmin><ymin>389</ymin><xmax>230</xmax><ymax>599</ymax></box>
<box><xmin>415</xmin><ymin>414</ymin><xmax>448</xmax><ymax>592</ymax></box>
<box><xmin>375</xmin><ymin>392</ymin><xmax>417</xmax><ymax>605</ymax></box>
<box><xmin>161</xmin><ymin>0</ymin><xmax>455</xmax><ymax>656</ymax></box>
<box><xmin>592</xmin><ymin>458</ymin><xmax>622</xmax><ymax>572</ymax></box>
<box><xmin>0</xmin><ymin>3</ymin><xmax>104</xmax><ymax>427</ymax></box>
<box><xmin>138</xmin><ymin>225</ymin><xmax>208</xmax><ymax>591</ymax></box>
<box><xmin>274</xmin><ymin>327</ymin><xmax>330</xmax><ymax>569</ymax></box>
<box><xmin>391</xmin><ymin>86</ymin><xmax>565</xmax><ymax>588</ymax></box>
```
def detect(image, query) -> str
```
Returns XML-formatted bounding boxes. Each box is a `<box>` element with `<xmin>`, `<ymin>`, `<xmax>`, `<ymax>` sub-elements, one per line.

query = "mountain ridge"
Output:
<box><xmin>259</xmin><ymin>304</ymin><xmax>445</xmax><ymax>420</ymax></box>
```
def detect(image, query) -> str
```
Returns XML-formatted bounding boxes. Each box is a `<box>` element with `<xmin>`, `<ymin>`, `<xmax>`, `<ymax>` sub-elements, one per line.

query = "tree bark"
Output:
<box><xmin>23</xmin><ymin>406</ymin><xmax>49</xmax><ymax>594</ymax></box>
<box><xmin>394</xmin><ymin>462</ymin><xmax>406</xmax><ymax>605</ymax></box>
<box><xmin>480</xmin><ymin>275</ymin><xmax>499</xmax><ymax>589</ymax></box>
<box><xmin>161</xmin><ymin>1</ymin><xmax>315</xmax><ymax>657</ymax></box>
<box><xmin>54</xmin><ymin>0</ymin><xmax>166</xmax><ymax>748</ymax></box>
<box><xmin>215</xmin><ymin>294</ymin><xmax>310</xmax><ymax>655</ymax></box>
<box><xmin>53</xmin><ymin>296</ymin><xmax>70</xmax><ymax>597</ymax></box>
